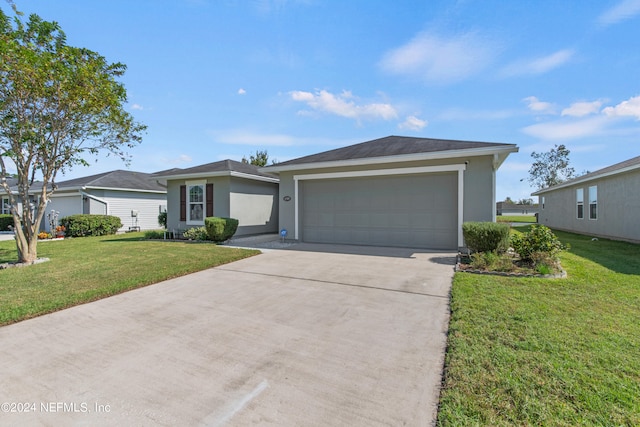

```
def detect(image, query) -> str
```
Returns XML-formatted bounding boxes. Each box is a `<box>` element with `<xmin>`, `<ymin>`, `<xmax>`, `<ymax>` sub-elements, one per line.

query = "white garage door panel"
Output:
<box><xmin>301</xmin><ymin>173</ymin><xmax>458</xmax><ymax>249</ymax></box>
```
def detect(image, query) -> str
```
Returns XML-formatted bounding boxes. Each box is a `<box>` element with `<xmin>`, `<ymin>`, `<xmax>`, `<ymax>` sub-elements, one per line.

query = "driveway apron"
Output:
<box><xmin>0</xmin><ymin>243</ymin><xmax>455</xmax><ymax>426</ymax></box>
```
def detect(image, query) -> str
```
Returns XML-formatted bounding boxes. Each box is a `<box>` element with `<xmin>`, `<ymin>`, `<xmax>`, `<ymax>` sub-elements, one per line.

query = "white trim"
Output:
<box><xmin>266</xmin><ymin>145</ymin><xmax>516</xmax><ymax>173</ymax></box>
<box><xmin>185</xmin><ymin>180</ymin><xmax>206</xmax><ymax>225</ymax></box>
<box><xmin>157</xmin><ymin>171</ymin><xmax>279</xmax><ymax>184</ymax></box>
<box><xmin>292</xmin><ymin>164</ymin><xmax>466</xmax><ymax>245</ymax></box>
<box><xmin>80</xmin><ymin>191</ymin><xmax>109</xmax><ymax>214</ymax></box>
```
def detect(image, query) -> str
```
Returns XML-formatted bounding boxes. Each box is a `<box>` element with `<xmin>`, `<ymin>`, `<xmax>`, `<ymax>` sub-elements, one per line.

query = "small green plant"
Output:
<box><xmin>469</xmin><ymin>251</ymin><xmax>516</xmax><ymax>272</ymax></box>
<box><xmin>183</xmin><ymin>227</ymin><xmax>209</xmax><ymax>241</ymax></box>
<box><xmin>462</xmin><ymin>222</ymin><xmax>511</xmax><ymax>254</ymax></box>
<box><xmin>205</xmin><ymin>217</ymin><xmax>239</xmax><ymax>242</ymax></box>
<box><xmin>158</xmin><ymin>211</ymin><xmax>167</xmax><ymax>228</ymax></box>
<box><xmin>511</xmin><ymin>225</ymin><xmax>566</xmax><ymax>261</ymax></box>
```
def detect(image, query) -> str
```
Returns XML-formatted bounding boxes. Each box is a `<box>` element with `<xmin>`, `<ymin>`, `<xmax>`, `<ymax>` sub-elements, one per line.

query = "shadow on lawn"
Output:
<box><xmin>555</xmin><ymin>230</ymin><xmax>640</xmax><ymax>276</ymax></box>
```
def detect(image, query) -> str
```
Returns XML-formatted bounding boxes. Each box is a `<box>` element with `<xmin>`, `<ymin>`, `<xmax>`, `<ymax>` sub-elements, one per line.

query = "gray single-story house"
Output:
<box><xmin>264</xmin><ymin>135</ymin><xmax>519</xmax><ymax>250</ymax></box>
<box><xmin>496</xmin><ymin>202</ymin><xmax>538</xmax><ymax>216</ymax></box>
<box><xmin>532</xmin><ymin>155</ymin><xmax>640</xmax><ymax>243</ymax></box>
<box><xmin>2</xmin><ymin>171</ymin><xmax>167</xmax><ymax>233</ymax></box>
<box><xmin>47</xmin><ymin>170</ymin><xmax>167</xmax><ymax>232</ymax></box>
<box><xmin>154</xmin><ymin>160</ymin><xmax>279</xmax><ymax>236</ymax></box>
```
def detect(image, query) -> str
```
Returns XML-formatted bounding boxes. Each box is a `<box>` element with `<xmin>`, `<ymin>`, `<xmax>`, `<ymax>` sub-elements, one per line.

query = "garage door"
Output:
<box><xmin>301</xmin><ymin>172</ymin><xmax>458</xmax><ymax>249</ymax></box>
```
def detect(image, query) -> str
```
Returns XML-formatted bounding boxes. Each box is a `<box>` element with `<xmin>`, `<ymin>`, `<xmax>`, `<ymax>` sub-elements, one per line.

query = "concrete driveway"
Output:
<box><xmin>0</xmin><ymin>243</ymin><xmax>455</xmax><ymax>426</ymax></box>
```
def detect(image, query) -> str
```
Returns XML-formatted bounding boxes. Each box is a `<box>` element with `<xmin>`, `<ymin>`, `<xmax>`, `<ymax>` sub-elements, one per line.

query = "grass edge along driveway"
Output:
<box><xmin>0</xmin><ymin>233</ymin><xmax>259</xmax><ymax>326</ymax></box>
<box><xmin>437</xmin><ymin>229</ymin><xmax>640</xmax><ymax>426</ymax></box>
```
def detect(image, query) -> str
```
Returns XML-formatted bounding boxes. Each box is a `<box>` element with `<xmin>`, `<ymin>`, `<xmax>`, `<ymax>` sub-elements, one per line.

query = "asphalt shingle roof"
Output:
<box><xmin>533</xmin><ymin>155</ymin><xmax>640</xmax><ymax>194</ymax></box>
<box><xmin>153</xmin><ymin>159</ymin><xmax>278</xmax><ymax>180</ymax></box>
<box><xmin>270</xmin><ymin>135</ymin><xmax>515</xmax><ymax>167</ymax></box>
<box><xmin>55</xmin><ymin>170</ymin><xmax>166</xmax><ymax>192</ymax></box>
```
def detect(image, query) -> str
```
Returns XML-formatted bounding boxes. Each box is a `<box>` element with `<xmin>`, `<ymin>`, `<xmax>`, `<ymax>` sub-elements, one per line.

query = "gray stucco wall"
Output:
<box><xmin>274</xmin><ymin>155</ymin><xmax>498</xmax><ymax>241</ymax></box>
<box><xmin>229</xmin><ymin>177</ymin><xmax>279</xmax><ymax>236</ymax></box>
<box><xmin>166</xmin><ymin>176</ymin><xmax>278</xmax><ymax>236</ymax></box>
<box><xmin>537</xmin><ymin>169</ymin><xmax>640</xmax><ymax>243</ymax></box>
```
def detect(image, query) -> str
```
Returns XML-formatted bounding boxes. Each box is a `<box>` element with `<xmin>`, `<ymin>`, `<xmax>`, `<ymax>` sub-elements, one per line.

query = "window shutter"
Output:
<box><xmin>206</xmin><ymin>184</ymin><xmax>214</xmax><ymax>217</ymax></box>
<box><xmin>179</xmin><ymin>185</ymin><xmax>186</xmax><ymax>221</ymax></box>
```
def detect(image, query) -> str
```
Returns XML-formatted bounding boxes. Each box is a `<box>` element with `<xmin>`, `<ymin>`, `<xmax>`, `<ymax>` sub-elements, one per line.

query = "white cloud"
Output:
<box><xmin>379</xmin><ymin>31</ymin><xmax>498</xmax><ymax>84</ymax></box>
<box><xmin>602</xmin><ymin>95</ymin><xmax>640</xmax><ymax>120</ymax></box>
<box><xmin>561</xmin><ymin>100</ymin><xmax>603</xmax><ymax>117</ymax></box>
<box><xmin>502</xmin><ymin>49</ymin><xmax>574</xmax><ymax>77</ymax></box>
<box><xmin>523</xmin><ymin>96</ymin><xmax>556</xmax><ymax>114</ymax></box>
<box><xmin>398</xmin><ymin>115</ymin><xmax>428</xmax><ymax>131</ymax></box>
<box><xmin>238</xmin><ymin>88</ymin><xmax>247</xmax><ymax>95</ymax></box>
<box><xmin>290</xmin><ymin>89</ymin><xmax>398</xmax><ymax>121</ymax></box>
<box><xmin>130</xmin><ymin>103</ymin><xmax>144</xmax><ymax>110</ymax></box>
<box><xmin>598</xmin><ymin>0</ymin><xmax>640</xmax><ymax>26</ymax></box>
<box><xmin>522</xmin><ymin>116</ymin><xmax>609</xmax><ymax>140</ymax></box>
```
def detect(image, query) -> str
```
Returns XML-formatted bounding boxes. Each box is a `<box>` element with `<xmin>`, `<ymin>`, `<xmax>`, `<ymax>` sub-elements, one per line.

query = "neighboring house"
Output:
<box><xmin>154</xmin><ymin>160</ymin><xmax>279</xmax><ymax>236</ymax></box>
<box><xmin>0</xmin><ymin>177</ymin><xmax>18</xmax><ymax>215</ymax></box>
<box><xmin>264</xmin><ymin>135</ymin><xmax>518</xmax><ymax>250</ymax></box>
<box><xmin>0</xmin><ymin>170</ymin><xmax>167</xmax><ymax>232</ymax></box>
<box><xmin>532</xmin><ymin>155</ymin><xmax>640</xmax><ymax>243</ymax></box>
<box><xmin>45</xmin><ymin>170</ymin><xmax>167</xmax><ymax>232</ymax></box>
<box><xmin>496</xmin><ymin>202</ymin><xmax>538</xmax><ymax>216</ymax></box>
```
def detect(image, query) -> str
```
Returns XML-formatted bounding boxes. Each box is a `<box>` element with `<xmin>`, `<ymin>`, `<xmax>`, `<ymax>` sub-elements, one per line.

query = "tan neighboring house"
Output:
<box><xmin>264</xmin><ymin>135</ymin><xmax>518</xmax><ymax>250</ymax></box>
<box><xmin>532</xmin><ymin>155</ymin><xmax>640</xmax><ymax>243</ymax></box>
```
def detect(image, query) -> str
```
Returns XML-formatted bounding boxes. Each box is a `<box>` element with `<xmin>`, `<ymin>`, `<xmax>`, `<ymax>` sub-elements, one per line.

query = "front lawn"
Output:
<box><xmin>0</xmin><ymin>233</ymin><xmax>259</xmax><ymax>326</ymax></box>
<box><xmin>437</xmin><ymin>230</ymin><xmax>640</xmax><ymax>426</ymax></box>
<box><xmin>497</xmin><ymin>215</ymin><xmax>537</xmax><ymax>223</ymax></box>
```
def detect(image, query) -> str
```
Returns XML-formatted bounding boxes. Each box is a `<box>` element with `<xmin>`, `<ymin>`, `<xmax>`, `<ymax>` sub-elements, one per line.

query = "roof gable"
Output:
<box><xmin>153</xmin><ymin>159</ymin><xmax>279</xmax><ymax>182</ymax></box>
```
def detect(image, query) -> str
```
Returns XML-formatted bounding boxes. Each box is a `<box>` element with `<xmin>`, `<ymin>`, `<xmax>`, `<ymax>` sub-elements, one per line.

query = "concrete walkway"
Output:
<box><xmin>0</xmin><ymin>243</ymin><xmax>455</xmax><ymax>426</ymax></box>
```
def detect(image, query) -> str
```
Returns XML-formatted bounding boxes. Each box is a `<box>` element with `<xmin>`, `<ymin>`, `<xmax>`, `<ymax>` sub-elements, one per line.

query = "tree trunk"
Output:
<box><xmin>14</xmin><ymin>226</ymin><xmax>39</xmax><ymax>264</ymax></box>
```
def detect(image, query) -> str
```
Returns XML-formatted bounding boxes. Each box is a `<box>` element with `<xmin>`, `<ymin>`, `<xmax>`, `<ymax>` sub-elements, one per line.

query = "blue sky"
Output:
<box><xmin>6</xmin><ymin>0</ymin><xmax>640</xmax><ymax>201</ymax></box>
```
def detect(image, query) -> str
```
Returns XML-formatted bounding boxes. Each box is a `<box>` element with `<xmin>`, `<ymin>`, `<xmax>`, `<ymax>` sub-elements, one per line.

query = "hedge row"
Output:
<box><xmin>462</xmin><ymin>221</ymin><xmax>511</xmax><ymax>253</ymax></box>
<box><xmin>0</xmin><ymin>214</ymin><xmax>13</xmax><ymax>231</ymax></box>
<box><xmin>60</xmin><ymin>214</ymin><xmax>122</xmax><ymax>237</ymax></box>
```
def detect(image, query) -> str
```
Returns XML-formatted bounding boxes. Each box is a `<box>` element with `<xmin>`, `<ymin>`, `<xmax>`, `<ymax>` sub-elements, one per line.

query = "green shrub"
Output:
<box><xmin>462</xmin><ymin>222</ymin><xmax>510</xmax><ymax>254</ymax></box>
<box><xmin>511</xmin><ymin>225</ymin><xmax>566</xmax><ymax>261</ymax></box>
<box><xmin>183</xmin><ymin>227</ymin><xmax>209</xmax><ymax>241</ymax></box>
<box><xmin>204</xmin><ymin>217</ymin><xmax>239</xmax><ymax>242</ymax></box>
<box><xmin>144</xmin><ymin>230</ymin><xmax>165</xmax><ymax>239</ymax></box>
<box><xmin>0</xmin><ymin>214</ymin><xmax>13</xmax><ymax>231</ymax></box>
<box><xmin>60</xmin><ymin>214</ymin><xmax>123</xmax><ymax>237</ymax></box>
<box><xmin>158</xmin><ymin>211</ymin><xmax>167</xmax><ymax>228</ymax></box>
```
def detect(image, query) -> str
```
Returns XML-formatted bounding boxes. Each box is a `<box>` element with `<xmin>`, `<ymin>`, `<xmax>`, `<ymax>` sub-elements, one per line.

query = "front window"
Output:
<box><xmin>187</xmin><ymin>182</ymin><xmax>204</xmax><ymax>224</ymax></box>
<box><xmin>589</xmin><ymin>186</ymin><xmax>597</xmax><ymax>220</ymax></box>
<box><xmin>576</xmin><ymin>188</ymin><xmax>584</xmax><ymax>219</ymax></box>
<box><xmin>1</xmin><ymin>197</ymin><xmax>10</xmax><ymax>214</ymax></box>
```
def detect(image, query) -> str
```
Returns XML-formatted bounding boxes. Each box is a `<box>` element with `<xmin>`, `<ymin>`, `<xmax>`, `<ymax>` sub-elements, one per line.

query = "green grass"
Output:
<box><xmin>497</xmin><ymin>215</ymin><xmax>537</xmax><ymax>223</ymax></box>
<box><xmin>438</xmin><ymin>230</ymin><xmax>640</xmax><ymax>426</ymax></box>
<box><xmin>0</xmin><ymin>233</ymin><xmax>259</xmax><ymax>326</ymax></box>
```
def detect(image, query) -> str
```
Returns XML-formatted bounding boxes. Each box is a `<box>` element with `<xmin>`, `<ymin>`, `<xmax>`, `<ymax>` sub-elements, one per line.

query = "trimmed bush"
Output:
<box><xmin>204</xmin><ymin>217</ymin><xmax>239</xmax><ymax>242</ymax></box>
<box><xmin>511</xmin><ymin>224</ymin><xmax>566</xmax><ymax>261</ymax></box>
<box><xmin>462</xmin><ymin>221</ymin><xmax>510</xmax><ymax>254</ymax></box>
<box><xmin>60</xmin><ymin>214</ymin><xmax>123</xmax><ymax>237</ymax></box>
<box><xmin>144</xmin><ymin>230</ymin><xmax>165</xmax><ymax>240</ymax></box>
<box><xmin>0</xmin><ymin>214</ymin><xmax>13</xmax><ymax>231</ymax></box>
